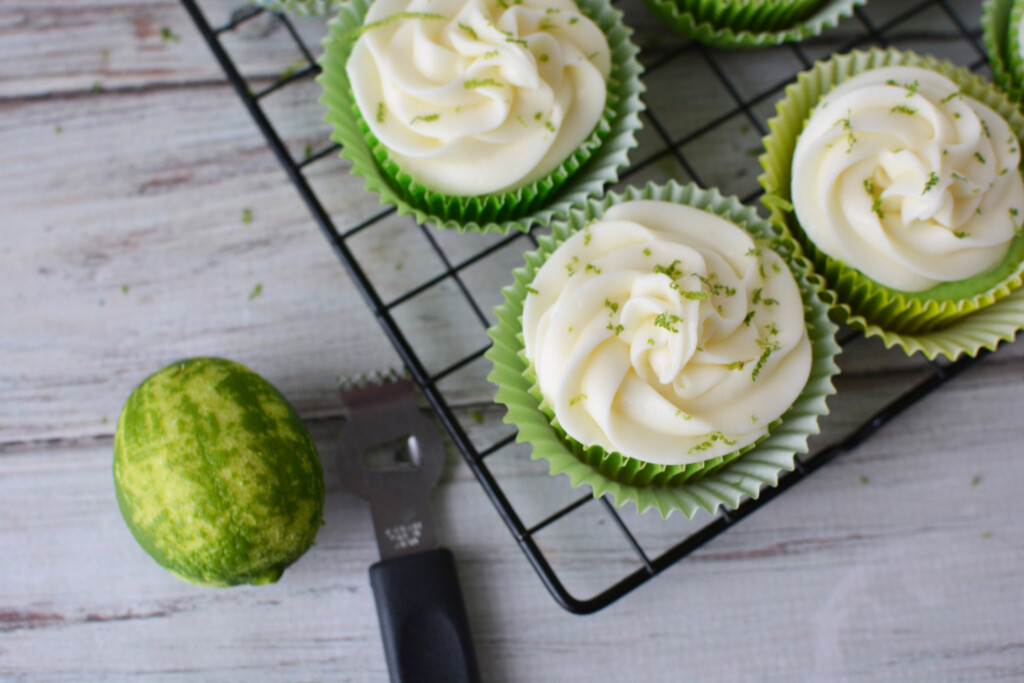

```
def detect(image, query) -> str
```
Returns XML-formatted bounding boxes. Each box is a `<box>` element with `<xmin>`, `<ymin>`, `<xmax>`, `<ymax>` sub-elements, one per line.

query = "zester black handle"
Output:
<box><xmin>369</xmin><ymin>547</ymin><xmax>481</xmax><ymax>683</ymax></box>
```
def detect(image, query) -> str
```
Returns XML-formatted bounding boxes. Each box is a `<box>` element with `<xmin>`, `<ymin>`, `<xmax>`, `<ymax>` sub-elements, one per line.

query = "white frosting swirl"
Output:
<box><xmin>347</xmin><ymin>0</ymin><xmax>611</xmax><ymax>195</ymax></box>
<box><xmin>521</xmin><ymin>201</ymin><xmax>812</xmax><ymax>466</ymax></box>
<box><xmin>791</xmin><ymin>66</ymin><xmax>1024</xmax><ymax>292</ymax></box>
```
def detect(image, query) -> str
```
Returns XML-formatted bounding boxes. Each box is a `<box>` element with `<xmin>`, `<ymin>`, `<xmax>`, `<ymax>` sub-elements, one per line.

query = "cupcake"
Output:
<box><xmin>761</xmin><ymin>49</ymin><xmax>1024</xmax><ymax>358</ymax></box>
<box><xmin>486</xmin><ymin>182</ymin><xmax>839</xmax><ymax>518</ymax></box>
<box><xmin>318</xmin><ymin>0</ymin><xmax>644</xmax><ymax>233</ymax></box>
<box><xmin>641</xmin><ymin>0</ymin><xmax>866</xmax><ymax>49</ymax></box>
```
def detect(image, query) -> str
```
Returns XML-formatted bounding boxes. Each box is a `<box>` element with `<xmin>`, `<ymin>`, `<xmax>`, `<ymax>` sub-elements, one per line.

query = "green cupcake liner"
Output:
<box><xmin>317</xmin><ymin>0</ymin><xmax>645</xmax><ymax>234</ymax></box>
<box><xmin>983</xmin><ymin>0</ymin><xmax>1021</xmax><ymax>100</ymax></box>
<box><xmin>671</xmin><ymin>0</ymin><xmax>824</xmax><ymax>33</ymax></box>
<box><xmin>982</xmin><ymin>0</ymin><xmax>1024</xmax><ymax>102</ymax></box>
<box><xmin>759</xmin><ymin>47</ymin><xmax>1024</xmax><ymax>356</ymax></box>
<box><xmin>641</xmin><ymin>0</ymin><xmax>865</xmax><ymax>49</ymax></box>
<box><xmin>485</xmin><ymin>180</ymin><xmax>840</xmax><ymax>518</ymax></box>
<box><xmin>1006</xmin><ymin>0</ymin><xmax>1024</xmax><ymax>97</ymax></box>
<box><xmin>248</xmin><ymin>0</ymin><xmax>338</xmax><ymax>16</ymax></box>
<box><xmin>843</xmin><ymin>284</ymin><xmax>1024</xmax><ymax>360</ymax></box>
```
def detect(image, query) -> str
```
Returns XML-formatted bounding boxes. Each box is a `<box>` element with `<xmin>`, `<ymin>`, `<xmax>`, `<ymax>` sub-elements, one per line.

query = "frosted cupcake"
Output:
<box><xmin>318</xmin><ymin>0</ymin><xmax>644</xmax><ymax>232</ymax></box>
<box><xmin>641</xmin><ymin>0</ymin><xmax>866</xmax><ymax>49</ymax></box>
<box><xmin>761</xmin><ymin>50</ymin><xmax>1024</xmax><ymax>358</ymax></box>
<box><xmin>486</xmin><ymin>182</ymin><xmax>839</xmax><ymax>517</ymax></box>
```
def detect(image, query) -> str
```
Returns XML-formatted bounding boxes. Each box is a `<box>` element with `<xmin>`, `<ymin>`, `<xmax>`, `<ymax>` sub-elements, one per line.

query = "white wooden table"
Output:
<box><xmin>3</xmin><ymin>0</ymin><xmax>1023</xmax><ymax>680</ymax></box>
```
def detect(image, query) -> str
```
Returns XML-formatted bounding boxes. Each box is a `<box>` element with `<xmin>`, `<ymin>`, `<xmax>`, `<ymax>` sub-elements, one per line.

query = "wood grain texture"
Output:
<box><xmin>2</xmin><ymin>0</ymin><xmax>1023</xmax><ymax>680</ymax></box>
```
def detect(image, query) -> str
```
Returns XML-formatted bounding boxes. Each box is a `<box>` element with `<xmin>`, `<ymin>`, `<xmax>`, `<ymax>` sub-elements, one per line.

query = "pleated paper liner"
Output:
<box><xmin>640</xmin><ymin>0</ymin><xmax>865</xmax><ymax>49</ymax></box>
<box><xmin>666</xmin><ymin>0</ymin><xmax>824</xmax><ymax>33</ymax></box>
<box><xmin>759</xmin><ymin>47</ymin><xmax>1024</xmax><ymax>357</ymax></box>
<box><xmin>982</xmin><ymin>0</ymin><xmax>1017</xmax><ymax>96</ymax></box>
<box><xmin>248</xmin><ymin>0</ymin><xmax>338</xmax><ymax>15</ymax></box>
<box><xmin>1006</xmin><ymin>0</ymin><xmax>1024</xmax><ymax>99</ymax></box>
<box><xmin>317</xmin><ymin>0</ymin><xmax>645</xmax><ymax>234</ymax></box>
<box><xmin>484</xmin><ymin>181</ymin><xmax>840</xmax><ymax>518</ymax></box>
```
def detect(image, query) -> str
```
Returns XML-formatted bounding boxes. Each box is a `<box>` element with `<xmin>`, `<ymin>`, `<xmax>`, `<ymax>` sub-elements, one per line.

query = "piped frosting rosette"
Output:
<box><xmin>486</xmin><ymin>182</ymin><xmax>840</xmax><ymax>518</ymax></box>
<box><xmin>349</xmin><ymin>0</ymin><xmax>611</xmax><ymax>197</ymax></box>
<box><xmin>640</xmin><ymin>0</ymin><xmax>865</xmax><ymax>49</ymax></box>
<box><xmin>318</xmin><ymin>0</ymin><xmax>644</xmax><ymax>232</ymax></box>
<box><xmin>761</xmin><ymin>49</ymin><xmax>1024</xmax><ymax>358</ymax></box>
<box><xmin>524</xmin><ymin>202</ymin><xmax>812</xmax><ymax>464</ymax></box>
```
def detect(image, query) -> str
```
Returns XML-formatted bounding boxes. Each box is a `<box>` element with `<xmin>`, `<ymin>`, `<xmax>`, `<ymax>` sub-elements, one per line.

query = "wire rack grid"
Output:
<box><xmin>181</xmin><ymin>0</ymin><xmax>1005</xmax><ymax>614</ymax></box>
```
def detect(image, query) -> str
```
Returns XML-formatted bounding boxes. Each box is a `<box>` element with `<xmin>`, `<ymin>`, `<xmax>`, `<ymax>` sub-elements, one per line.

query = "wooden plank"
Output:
<box><xmin>0</xmin><ymin>1</ymin><xmax>331</xmax><ymax>99</ymax></box>
<box><xmin>0</xmin><ymin>80</ymin><xmax>404</xmax><ymax>444</ymax></box>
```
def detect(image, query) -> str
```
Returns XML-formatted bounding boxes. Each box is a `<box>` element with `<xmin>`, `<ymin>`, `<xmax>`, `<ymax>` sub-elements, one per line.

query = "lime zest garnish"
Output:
<box><xmin>410</xmin><ymin>113</ymin><xmax>440</xmax><ymax>124</ymax></box>
<box><xmin>653</xmin><ymin>259</ymin><xmax>682</xmax><ymax>280</ymax></box>
<box><xmin>653</xmin><ymin>312</ymin><xmax>682</xmax><ymax>333</ymax></box>
<box><xmin>687</xmin><ymin>431</ymin><xmax>737</xmax><ymax>455</ymax></box>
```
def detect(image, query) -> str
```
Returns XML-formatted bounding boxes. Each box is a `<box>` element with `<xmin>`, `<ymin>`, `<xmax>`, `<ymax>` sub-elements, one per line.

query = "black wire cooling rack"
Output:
<box><xmin>182</xmin><ymin>0</ymin><xmax>1005</xmax><ymax>613</ymax></box>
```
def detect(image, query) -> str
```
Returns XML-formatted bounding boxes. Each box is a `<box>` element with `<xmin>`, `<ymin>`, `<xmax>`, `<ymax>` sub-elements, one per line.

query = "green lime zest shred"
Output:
<box><xmin>687</xmin><ymin>431</ymin><xmax>736</xmax><ymax>455</ymax></box>
<box><xmin>653</xmin><ymin>259</ymin><xmax>683</xmax><ymax>280</ymax></box>
<box><xmin>653</xmin><ymin>312</ymin><xmax>682</xmax><ymax>333</ymax></box>
<box><xmin>410</xmin><ymin>113</ymin><xmax>440</xmax><ymax>124</ymax></box>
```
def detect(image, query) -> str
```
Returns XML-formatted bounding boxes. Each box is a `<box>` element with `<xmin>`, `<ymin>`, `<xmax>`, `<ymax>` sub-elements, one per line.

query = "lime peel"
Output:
<box><xmin>113</xmin><ymin>357</ymin><xmax>325</xmax><ymax>587</ymax></box>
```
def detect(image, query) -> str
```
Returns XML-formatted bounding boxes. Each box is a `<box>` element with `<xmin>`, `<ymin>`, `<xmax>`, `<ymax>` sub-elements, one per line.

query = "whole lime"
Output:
<box><xmin>113</xmin><ymin>357</ymin><xmax>324</xmax><ymax>587</ymax></box>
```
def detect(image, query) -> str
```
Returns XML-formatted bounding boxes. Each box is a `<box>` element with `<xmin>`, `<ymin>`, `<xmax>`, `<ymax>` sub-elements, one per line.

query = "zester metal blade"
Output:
<box><xmin>338</xmin><ymin>373</ymin><xmax>445</xmax><ymax>560</ymax></box>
